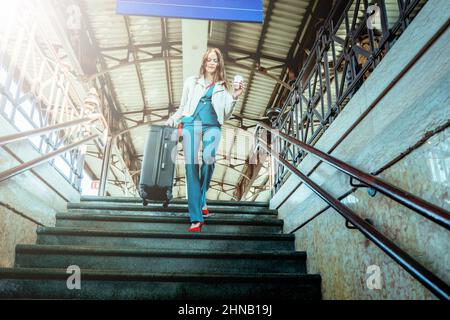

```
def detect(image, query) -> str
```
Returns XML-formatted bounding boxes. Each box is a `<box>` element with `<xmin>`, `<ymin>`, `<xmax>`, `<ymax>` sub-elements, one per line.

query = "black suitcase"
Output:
<box><xmin>139</xmin><ymin>125</ymin><xmax>178</xmax><ymax>207</ymax></box>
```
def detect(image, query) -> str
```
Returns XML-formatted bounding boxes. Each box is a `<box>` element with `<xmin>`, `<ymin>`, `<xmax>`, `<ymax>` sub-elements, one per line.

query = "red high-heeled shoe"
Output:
<box><xmin>202</xmin><ymin>208</ymin><xmax>209</xmax><ymax>217</ymax></box>
<box><xmin>188</xmin><ymin>223</ymin><xmax>203</xmax><ymax>232</ymax></box>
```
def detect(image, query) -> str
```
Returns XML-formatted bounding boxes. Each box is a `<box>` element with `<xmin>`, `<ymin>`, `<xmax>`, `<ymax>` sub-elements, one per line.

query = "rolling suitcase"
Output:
<box><xmin>139</xmin><ymin>125</ymin><xmax>178</xmax><ymax>207</ymax></box>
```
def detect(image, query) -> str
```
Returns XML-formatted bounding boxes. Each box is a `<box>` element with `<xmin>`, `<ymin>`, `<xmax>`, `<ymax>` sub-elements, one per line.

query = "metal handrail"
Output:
<box><xmin>0</xmin><ymin>134</ymin><xmax>99</xmax><ymax>183</ymax></box>
<box><xmin>0</xmin><ymin>114</ymin><xmax>103</xmax><ymax>147</ymax></box>
<box><xmin>0</xmin><ymin>113</ymin><xmax>107</xmax><ymax>187</ymax></box>
<box><xmin>256</xmin><ymin>135</ymin><xmax>449</xmax><ymax>300</ymax></box>
<box><xmin>256</xmin><ymin>122</ymin><xmax>450</xmax><ymax>230</ymax></box>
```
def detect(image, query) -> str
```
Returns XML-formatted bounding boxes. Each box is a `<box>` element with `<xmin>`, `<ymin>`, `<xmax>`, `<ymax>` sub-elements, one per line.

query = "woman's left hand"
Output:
<box><xmin>232</xmin><ymin>81</ymin><xmax>245</xmax><ymax>100</ymax></box>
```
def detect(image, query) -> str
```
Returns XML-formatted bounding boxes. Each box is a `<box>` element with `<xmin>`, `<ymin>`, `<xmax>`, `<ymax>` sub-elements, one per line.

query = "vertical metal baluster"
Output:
<box><xmin>323</xmin><ymin>36</ymin><xmax>333</xmax><ymax>123</ymax></box>
<box><xmin>331</xmin><ymin>23</ymin><xmax>340</xmax><ymax>110</ymax></box>
<box><xmin>299</xmin><ymin>83</ymin><xmax>305</xmax><ymax>143</ymax></box>
<box><xmin>378</xmin><ymin>0</ymin><xmax>390</xmax><ymax>52</ymax></box>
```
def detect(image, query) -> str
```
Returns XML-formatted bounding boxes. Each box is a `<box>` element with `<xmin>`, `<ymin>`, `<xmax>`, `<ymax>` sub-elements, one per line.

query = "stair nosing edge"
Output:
<box><xmin>15</xmin><ymin>244</ymin><xmax>305</xmax><ymax>259</ymax></box>
<box><xmin>36</xmin><ymin>227</ymin><xmax>294</xmax><ymax>241</ymax></box>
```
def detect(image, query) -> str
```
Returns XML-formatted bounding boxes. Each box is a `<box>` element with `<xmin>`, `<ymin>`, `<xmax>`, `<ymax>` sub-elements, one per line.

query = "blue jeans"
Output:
<box><xmin>182</xmin><ymin>122</ymin><xmax>221</xmax><ymax>223</ymax></box>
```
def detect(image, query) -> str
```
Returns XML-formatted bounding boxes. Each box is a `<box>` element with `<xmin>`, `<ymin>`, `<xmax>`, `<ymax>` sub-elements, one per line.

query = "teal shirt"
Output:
<box><xmin>181</xmin><ymin>84</ymin><xmax>220</xmax><ymax>126</ymax></box>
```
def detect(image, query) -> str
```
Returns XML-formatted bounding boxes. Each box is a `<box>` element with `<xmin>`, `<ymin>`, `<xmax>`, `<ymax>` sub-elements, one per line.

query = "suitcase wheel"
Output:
<box><xmin>163</xmin><ymin>201</ymin><xmax>169</xmax><ymax>208</ymax></box>
<box><xmin>143</xmin><ymin>200</ymin><xmax>149</xmax><ymax>207</ymax></box>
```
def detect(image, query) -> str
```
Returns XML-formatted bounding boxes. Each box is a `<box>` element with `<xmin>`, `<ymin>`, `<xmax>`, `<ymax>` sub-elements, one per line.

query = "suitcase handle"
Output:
<box><xmin>161</xmin><ymin>142</ymin><xmax>168</xmax><ymax>169</ymax></box>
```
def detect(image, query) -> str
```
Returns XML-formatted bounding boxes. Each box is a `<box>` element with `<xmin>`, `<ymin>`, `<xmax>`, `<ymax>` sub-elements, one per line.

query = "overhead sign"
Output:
<box><xmin>116</xmin><ymin>0</ymin><xmax>263</xmax><ymax>23</ymax></box>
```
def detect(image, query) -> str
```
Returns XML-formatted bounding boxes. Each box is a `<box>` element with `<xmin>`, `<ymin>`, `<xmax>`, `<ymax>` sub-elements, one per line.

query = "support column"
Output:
<box><xmin>181</xmin><ymin>19</ymin><xmax>208</xmax><ymax>81</ymax></box>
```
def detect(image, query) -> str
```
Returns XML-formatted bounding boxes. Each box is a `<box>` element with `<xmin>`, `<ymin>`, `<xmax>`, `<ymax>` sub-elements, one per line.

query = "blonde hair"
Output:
<box><xmin>198</xmin><ymin>47</ymin><xmax>229</xmax><ymax>90</ymax></box>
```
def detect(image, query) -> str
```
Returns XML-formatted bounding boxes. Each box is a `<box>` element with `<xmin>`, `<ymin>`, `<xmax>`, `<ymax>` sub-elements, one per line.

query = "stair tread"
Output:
<box><xmin>37</xmin><ymin>226</ymin><xmax>294</xmax><ymax>240</ymax></box>
<box><xmin>67</xmin><ymin>203</ymin><xmax>277</xmax><ymax>214</ymax></box>
<box><xmin>65</xmin><ymin>210</ymin><xmax>277</xmax><ymax>220</ymax></box>
<box><xmin>3</xmin><ymin>198</ymin><xmax>322</xmax><ymax>299</ymax></box>
<box><xmin>56</xmin><ymin>213</ymin><xmax>283</xmax><ymax>226</ymax></box>
<box><xmin>79</xmin><ymin>196</ymin><xmax>270</xmax><ymax>207</ymax></box>
<box><xmin>0</xmin><ymin>267</ymin><xmax>319</xmax><ymax>282</ymax></box>
<box><xmin>16</xmin><ymin>244</ymin><xmax>304</xmax><ymax>258</ymax></box>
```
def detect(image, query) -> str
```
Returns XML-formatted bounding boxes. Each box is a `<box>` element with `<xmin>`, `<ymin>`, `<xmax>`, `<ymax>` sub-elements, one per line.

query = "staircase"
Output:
<box><xmin>0</xmin><ymin>197</ymin><xmax>321</xmax><ymax>300</ymax></box>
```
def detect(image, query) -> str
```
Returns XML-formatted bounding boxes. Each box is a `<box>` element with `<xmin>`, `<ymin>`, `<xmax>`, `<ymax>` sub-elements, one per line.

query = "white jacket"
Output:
<box><xmin>169</xmin><ymin>75</ymin><xmax>237</xmax><ymax>125</ymax></box>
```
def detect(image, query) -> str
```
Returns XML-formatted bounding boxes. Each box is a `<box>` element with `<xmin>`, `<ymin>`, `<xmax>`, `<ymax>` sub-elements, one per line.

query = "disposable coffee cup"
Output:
<box><xmin>233</xmin><ymin>75</ymin><xmax>243</xmax><ymax>89</ymax></box>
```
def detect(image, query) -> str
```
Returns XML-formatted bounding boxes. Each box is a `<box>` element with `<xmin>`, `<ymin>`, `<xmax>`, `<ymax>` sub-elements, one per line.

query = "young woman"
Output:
<box><xmin>165</xmin><ymin>48</ymin><xmax>245</xmax><ymax>232</ymax></box>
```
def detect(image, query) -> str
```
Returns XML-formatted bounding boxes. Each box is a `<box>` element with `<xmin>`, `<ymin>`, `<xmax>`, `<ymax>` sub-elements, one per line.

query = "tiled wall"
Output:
<box><xmin>294</xmin><ymin>128</ymin><xmax>449</xmax><ymax>300</ymax></box>
<box><xmin>270</xmin><ymin>0</ymin><xmax>450</xmax><ymax>299</ymax></box>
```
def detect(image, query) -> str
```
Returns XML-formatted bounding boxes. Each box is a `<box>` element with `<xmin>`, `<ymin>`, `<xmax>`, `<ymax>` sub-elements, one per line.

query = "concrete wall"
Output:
<box><xmin>0</xmin><ymin>116</ymin><xmax>80</xmax><ymax>268</ymax></box>
<box><xmin>270</xmin><ymin>0</ymin><xmax>450</xmax><ymax>300</ymax></box>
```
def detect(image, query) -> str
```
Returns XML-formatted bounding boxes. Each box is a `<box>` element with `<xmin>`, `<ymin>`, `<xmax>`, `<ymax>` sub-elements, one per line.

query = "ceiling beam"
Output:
<box><xmin>98</xmin><ymin>41</ymin><xmax>182</xmax><ymax>52</ymax></box>
<box><xmin>267</xmin><ymin>0</ymin><xmax>317</xmax><ymax>110</ymax></box>
<box><xmin>210</xmin><ymin>42</ymin><xmax>286</xmax><ymax>64</ymax></box>
<box><xmin>84</xmin><ymin>50</ymin><xmax>285</xmax><ymax>100</ymax></box>
<box><xmin>123</xmin><ymin>16</ymin><xmax>149</xmax><ymax>123</ymax></box>
<box><xmin>240</xmin><ymin>0</ymin><xmax>276</xmax><ymax>117</ymax></box>
<box><xmin>215</xmin><ymin>21</ymin><xmax>290</xmax><ymax>92</ymax></box>
<box><xmin>119</xmin><ymin>106</ymin><xmax>169</xmax><ymax>116</ymax></box>
<box><xmin>233</xmin><ymin>0</ymin><xmax>335</xmax><ymax>201</ymax></box>
<box><xmin>269</xmin><ymin>0</ymin><xmax>335</xmax><ymax>110</ymax></box>
<box><xmin>78</xmin><ymin>1</ymin><xmax>141</xmax><ymax>186</ymax></box>
<box><xmin>209</xmin><ymin>187</ymin><xmax>237</xmax><ymax>200</ymax></box>
<box><xmin>173</xmin><ymin>186</ymin><xmax>236</xmax><ymax>201</ymax></box>
<box><xmin>82</xmin><ymin>55</ymin><xmax>182</xmax><ymax>83</ymax></box>
<box><xmin>173</xmin><ymin>176</ymin><xmax>238</xmax><ymax>189</ymax></box>
<box><xmin>161</xmin><ymin>18</ymin><xmax>174</xmax><ymax>112</ymax></box>
<box><xmin>230</xmin><ymin>0</ymin><xmax>275</xmax><ymax>201</ymax></box>
<box><xmin>225</xmin><ymin>57</ymin><xmax>291</xmax><ymax>91</ymax></box>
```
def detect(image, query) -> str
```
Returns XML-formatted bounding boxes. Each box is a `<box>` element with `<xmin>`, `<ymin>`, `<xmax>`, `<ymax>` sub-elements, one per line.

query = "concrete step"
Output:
<box><xmin>36</xmin><ymin>227</ymin><xmax>296</xmax><ymax>252</ymax></box>
<box><xmin>67</xmin><ymin>202</ymin><xmax>278</xmax><ymax>219</ymax></box>
<box><xmin>55</xmin><ymin>213</ymin><xmax>283</xmax><ymax>234</ymax></box>
<box><xmin>80</xmin><ymin>196</ymin><xmax>270</xmax><ymax>208</ymax></box>
<box><xmin>66</xmin><ymin>208</ymin><xmax>276</xmax><ymax>220</ymax></box>
<box><xmin>15</xmin><ymin>244</ymin><xmax>306</xmax><ymax>274</ymax></box>
<box><xmin>0</xmin><ymin>268</ymin><xmax>321</xmax><ymax>300</ymax></box>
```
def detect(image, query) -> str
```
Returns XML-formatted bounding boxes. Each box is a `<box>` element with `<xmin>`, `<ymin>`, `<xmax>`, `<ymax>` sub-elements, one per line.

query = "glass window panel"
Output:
<box><xmin>13</xmin><ymin>109</ymin><xmax>34</xmax><ymax>131</ymax></box>
<box><xmin>29</xmin><ymin>135</ymin><xmax>42</xmax><ymax>149</ymax></box>
<box><xmin>54</xmin><ymin>155</ymin><xmax>72</xmax><ymax>179</ymax></box>
<box><xmin>19</xmin><ymin>99</ymin><xmax>33</xmax><ymax>118</ymax></box>
<box><xmin>31</xmin><ymin>106</ymin><xmax>42</xmax><ymax>126</ymax></box>
<box><xmin>0</xmin><ymin>65</ymin><xmax>7</xmax><ymax>85</ymax></box>
<box><xmin>4</xmin><ymin>100</ymin><xmax>13</xmax><ymax>118</ymax></box>
<box><xmin>9</xmin><ymin>80</ymin><xmax>18</xmax><ymax>96</ymax></box>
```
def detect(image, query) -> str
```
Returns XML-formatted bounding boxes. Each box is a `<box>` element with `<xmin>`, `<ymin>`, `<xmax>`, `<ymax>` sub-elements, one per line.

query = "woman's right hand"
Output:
<box><xmin>165</xmin><ymin>117</ymin><xmax>176</xmax><ymax>127</ymax></box>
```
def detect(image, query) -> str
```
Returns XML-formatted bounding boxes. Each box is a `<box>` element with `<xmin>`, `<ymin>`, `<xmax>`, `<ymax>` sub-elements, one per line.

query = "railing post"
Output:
<box><xmin>271</xmin><ymin>127</ymin><xmax>279</xmax><ymax>193</ymax></box>
<box><xmin>74</xmin><ymin>145</ymin><xmax>87</xmax><ymax>192</ymax></box>
<box><xmin>98</xmin><ymin>134</ymin><xmax>113</xmax><ymax>196</ymax></box>
<box><xmin>269</xmin><ymin>153</ymin><xmax>275</xmax><ymax>198</ymax></box>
